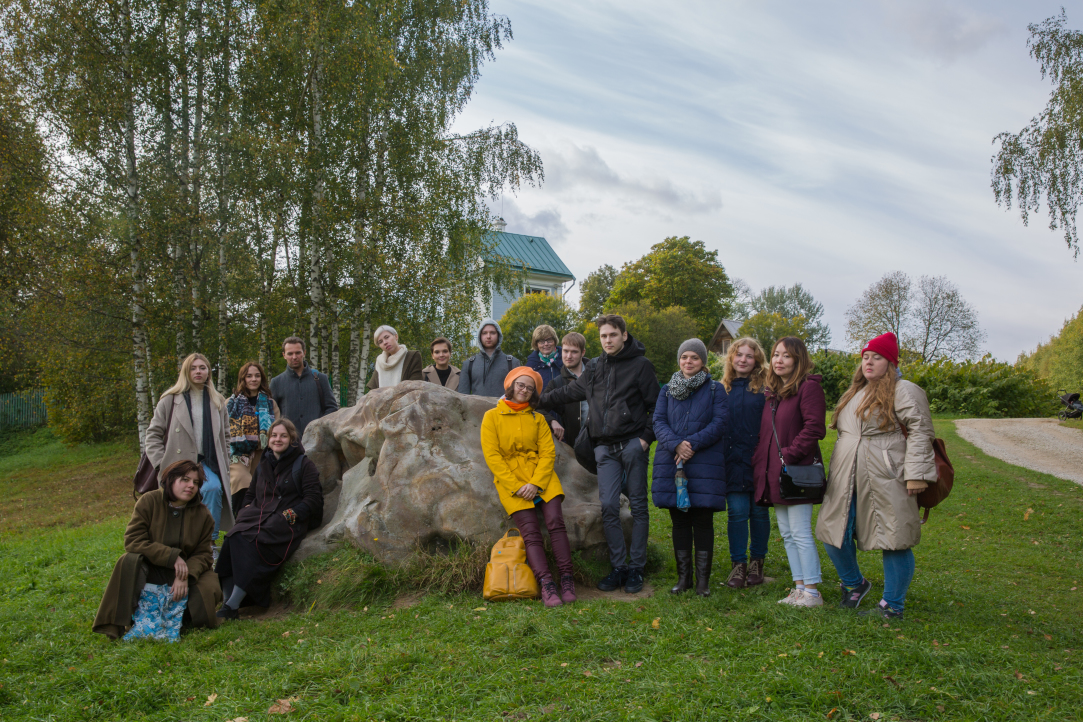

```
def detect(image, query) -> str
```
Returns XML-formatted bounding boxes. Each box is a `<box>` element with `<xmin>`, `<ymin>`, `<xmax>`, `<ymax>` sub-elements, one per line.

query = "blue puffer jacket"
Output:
<box><xmin>723</xmin><ymin>377</ymin><xmax>765</xmax><ymax>493</ymax></box>
<box><xmin>651</xmin><ymin>376</ymin><xmax>729</xmax><ymax>511</ymax></box>
<box><xmin>526</xmin><ymin>348</ymin><xmax>564</xmax><ymax>390</ymax></box>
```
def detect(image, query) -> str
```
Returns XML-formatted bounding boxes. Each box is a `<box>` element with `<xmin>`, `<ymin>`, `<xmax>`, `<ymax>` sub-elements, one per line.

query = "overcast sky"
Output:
<box><xmin>453</xmin><ymin>0</ymin><xmax>1083</xmax><ymax>360</ymax></box>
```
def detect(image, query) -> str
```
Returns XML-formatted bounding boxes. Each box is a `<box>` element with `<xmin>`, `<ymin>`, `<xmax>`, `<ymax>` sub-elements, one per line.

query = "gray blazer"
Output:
<box><xmin>143</xmin><ymin>392</ymin><xmax>234</xmax><ymax>533</ymax></box>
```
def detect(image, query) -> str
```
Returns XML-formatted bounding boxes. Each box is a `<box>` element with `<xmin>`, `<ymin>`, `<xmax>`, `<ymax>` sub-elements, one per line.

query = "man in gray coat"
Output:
<box><xmin>269</xmin><ymin>336</ymin><xmax>339</xmax><ymax>439</ymax></box>
<box><xmin>457</xmin><ymin>318</ymin><xmax>521</xmax><ymax>397</ymax></box>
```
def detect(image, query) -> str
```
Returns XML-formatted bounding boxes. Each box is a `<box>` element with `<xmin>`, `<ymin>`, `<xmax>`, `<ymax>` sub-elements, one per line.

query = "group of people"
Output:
<box><xmin>93</xmin><ymin>313</ymin><xmax>938</xmax><ymax>640</ymax></box>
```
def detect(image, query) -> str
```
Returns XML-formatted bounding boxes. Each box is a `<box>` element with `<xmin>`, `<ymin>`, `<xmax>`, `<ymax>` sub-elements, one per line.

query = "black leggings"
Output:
<box><xmin>669</xmin><ymin>508</ymin><xmax>715</xmax><ymax>552</ymax></box>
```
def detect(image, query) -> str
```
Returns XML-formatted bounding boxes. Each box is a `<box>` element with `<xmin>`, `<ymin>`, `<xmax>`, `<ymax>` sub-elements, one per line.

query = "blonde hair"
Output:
<box><xmin>531</xmin><ymin>324</ymin><xmax>559</xmax><ymax>350</ymax></box>
<box><xmin>764</xmin><ymin>337</ymin><xmax>814</xmax><ymax>400</ymax></box>
<box><xmin>163</xmin><ymin>353</ymin><xmax>226</xmax><ymax>409</ymax></box>
<box><xmin>831</xmin><ymin>362</ymin><xmax>899</xmax><ymax>431</ymax></box>
<box><xmin>721</xmin><ymin>337</ymin><xmax>767</xmax><ymax>393</ymax></box>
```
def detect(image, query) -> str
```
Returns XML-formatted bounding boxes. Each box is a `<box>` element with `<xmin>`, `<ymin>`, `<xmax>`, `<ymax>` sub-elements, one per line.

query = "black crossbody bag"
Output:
<box><xmin>770</xmin><ymin>400</ymin><xmax>825</xmax><ymax>500</ymax></box>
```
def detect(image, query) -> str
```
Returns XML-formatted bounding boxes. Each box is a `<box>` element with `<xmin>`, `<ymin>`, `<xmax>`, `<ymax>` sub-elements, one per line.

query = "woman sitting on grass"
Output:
<box><xmin>481</xmin><ymin>367</ymin><xmax>576</xmax><ymax>607</ymax></box>
<box><xmin>93</xmin><ymin>460</ymin><xmax>222</xmax><ymax>641</ymax></box>
<box><xmin>815</xmin><ymin>332</ymin><xmax>937</xmax><ymax>620</ymax></box>
<box><xmin>214</xmin><ymin>418</ymin><xmax>323</xmax><ymax>620</ymax></box>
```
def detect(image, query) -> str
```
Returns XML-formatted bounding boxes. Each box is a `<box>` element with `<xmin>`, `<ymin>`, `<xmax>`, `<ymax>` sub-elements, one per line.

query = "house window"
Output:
<box><xmin>722</xmin><ymin>339</ymin><xmax>731</xmax><ymax>354</ymax></box>
<box><xmin>526</xmin><ymin>287</ymin><xmax>549</xmax><ymax>295</ymax></box>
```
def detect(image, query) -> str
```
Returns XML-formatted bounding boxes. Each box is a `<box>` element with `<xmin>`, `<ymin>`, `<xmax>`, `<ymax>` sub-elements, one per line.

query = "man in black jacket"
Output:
<box><xmin>538</xmin><ymin>315</ymin><xmax>659</xmax><ymax>593</ymax></box>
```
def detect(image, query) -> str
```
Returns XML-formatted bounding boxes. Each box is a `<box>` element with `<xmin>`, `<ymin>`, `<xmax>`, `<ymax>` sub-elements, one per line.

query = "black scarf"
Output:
<box><xmin>184</xmin><ymin>390</ymin><xmax>221</xmax><ymax>480</ymax></box>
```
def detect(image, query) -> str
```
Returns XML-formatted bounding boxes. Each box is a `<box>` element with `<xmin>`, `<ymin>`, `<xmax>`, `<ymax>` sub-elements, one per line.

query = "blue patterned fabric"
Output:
<box><xmin>227</xmin><ymin>391</ymin><xmax>275</xmax><ymax>459</ymax></box>
<box><xmin>122</xmin><ymin>584</ymin><xmax>187</xmax><ymax>643</ymax></box>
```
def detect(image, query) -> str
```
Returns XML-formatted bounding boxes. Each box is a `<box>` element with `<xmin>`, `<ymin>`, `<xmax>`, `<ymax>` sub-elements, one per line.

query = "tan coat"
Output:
<box><xmin>144</xmin><ymin>392</ymin><xmax>234</xmax><ymax>533</ymax></box>
<box><xmin>226</xmin><ymin>398</ymin><xmax>281</xmax><ymax>496</ymax></box>
<box><xmin>422</xmin><ymin>364</ymin><xmax>461</xmax><ymax>390</ymax></box>
<box><xmin>92</xmin><ymin>489</ymin><xmax>222</xmax><ymax>639</ymax></box>
<box><xmin>816</xmin><ymin>380</ymin><xmax>938</xmax><ymax>551</ymax></box>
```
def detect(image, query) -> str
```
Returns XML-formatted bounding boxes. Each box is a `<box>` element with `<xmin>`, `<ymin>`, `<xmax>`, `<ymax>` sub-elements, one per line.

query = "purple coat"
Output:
<box><xmin>751</xmin><ymin>374</ymin><xmax>827</xmax><ymax>506</ymax></box>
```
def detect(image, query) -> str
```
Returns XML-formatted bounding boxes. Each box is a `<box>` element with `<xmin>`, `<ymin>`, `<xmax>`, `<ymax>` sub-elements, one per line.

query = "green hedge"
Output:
<box><xmin>810</xmin><ymin>352</ymin><xmax>1055</xmax><ymax>418</ymax></box>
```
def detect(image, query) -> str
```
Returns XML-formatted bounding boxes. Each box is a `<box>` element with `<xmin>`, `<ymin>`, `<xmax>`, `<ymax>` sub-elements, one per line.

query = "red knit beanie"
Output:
<box><xmin>860</xmin><ymin>332</ymin><xmax>899</xmax><ymax>366</ymax></box>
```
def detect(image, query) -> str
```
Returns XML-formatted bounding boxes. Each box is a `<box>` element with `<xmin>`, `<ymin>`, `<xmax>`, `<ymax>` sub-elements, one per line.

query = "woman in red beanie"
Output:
<box><xmin>815</xmin><ymin>332</ymin><xmax>938</xmax><ymax>620</ymax></box>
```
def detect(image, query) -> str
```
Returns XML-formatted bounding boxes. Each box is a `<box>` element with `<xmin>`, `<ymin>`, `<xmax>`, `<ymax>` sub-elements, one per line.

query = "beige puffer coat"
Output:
<box><xmin>815</xmin><ymin>380</ymin><xmax>937</xmax><ymax>551</ymax></box>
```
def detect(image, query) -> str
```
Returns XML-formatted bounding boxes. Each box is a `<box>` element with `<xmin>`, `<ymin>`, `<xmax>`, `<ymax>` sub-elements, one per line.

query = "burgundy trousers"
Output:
<box><xmin>510</xmin><ymin>495</ymin><xmax>574</xmax><ymax>582</ymax></box>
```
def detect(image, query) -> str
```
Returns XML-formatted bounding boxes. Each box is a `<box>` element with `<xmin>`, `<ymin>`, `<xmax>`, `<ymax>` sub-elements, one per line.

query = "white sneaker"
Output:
<box><xmin>778</xmin><ymin>588</ymin><xmax>802</xmax><ymax>605</ymax></box>
<box><xmin>793</xmin><ymin>589</ymin><xmax>824</xmax><ymax>607</ymax></box>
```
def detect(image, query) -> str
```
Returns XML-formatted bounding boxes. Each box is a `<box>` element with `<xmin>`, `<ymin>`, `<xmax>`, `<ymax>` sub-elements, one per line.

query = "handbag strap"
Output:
<box><xmin>769</xmin><ymin>396</ymin><xmax>822</xmax><ymax>469</ymax></box>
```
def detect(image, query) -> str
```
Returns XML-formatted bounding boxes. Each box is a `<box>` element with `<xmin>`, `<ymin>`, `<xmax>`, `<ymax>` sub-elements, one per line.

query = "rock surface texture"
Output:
<box><xmin>298</xmin><ymin>381</ymin><xmax>627</xmax><ymax>563</ymax></box>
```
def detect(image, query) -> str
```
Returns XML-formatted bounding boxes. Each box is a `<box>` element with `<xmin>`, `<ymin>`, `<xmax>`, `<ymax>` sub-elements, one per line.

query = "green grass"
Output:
<box><xmin>1060</xmin><ymin>417</ymin><xmax>1083</xmax><ymax>431</ymax></box>
<box><xmin>1</xmin><ymin>420</ymin><xmax>1082</xmax><ymax>721</ymax></box>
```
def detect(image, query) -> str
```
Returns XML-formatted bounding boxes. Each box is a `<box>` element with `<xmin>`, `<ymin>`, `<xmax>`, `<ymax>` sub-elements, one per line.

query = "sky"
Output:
<box><xmin>452</xmin><ymin>0</ymin><xmax>1083</xmax><ymax>361</ymax></box>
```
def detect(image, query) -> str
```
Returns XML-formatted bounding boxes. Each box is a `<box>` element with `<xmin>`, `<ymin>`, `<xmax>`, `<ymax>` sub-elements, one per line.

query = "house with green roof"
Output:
<box><xmin>485</xmin><ymin>219</ymin><xmax>575</xmax><ymax>321</ymax></box>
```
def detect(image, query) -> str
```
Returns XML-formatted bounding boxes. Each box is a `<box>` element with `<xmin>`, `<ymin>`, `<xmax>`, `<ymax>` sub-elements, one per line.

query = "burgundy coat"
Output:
<box><xmin>751</xmin><ymin>374</ymin><xmax>827</xmax><ymax>506</ymax></box>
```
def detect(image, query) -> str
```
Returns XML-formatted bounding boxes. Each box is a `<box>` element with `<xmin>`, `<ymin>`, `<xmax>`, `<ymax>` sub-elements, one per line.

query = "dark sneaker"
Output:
<box><xmin>216</xmin><ymin>605</ymin><xmax>240</xmax><ymax>621</ymax></box>
<box><xmin>597</xmin><ymin>567</ymin><xmax>628</xmax><ymax>592</ymax></box>
<box><xmin>839</xmin><ymin>578</ymin><xmax>872</xmax><ymax>609</ymax></box>
<box><xmin>858</xmin><ymin>599</ymin><xmax>903</xmax><ymax>620</ymax></box>
<box><xmin>624</xmin><ymin>567</ymin><xmax>645</xmax><ymax>594</ymax></box>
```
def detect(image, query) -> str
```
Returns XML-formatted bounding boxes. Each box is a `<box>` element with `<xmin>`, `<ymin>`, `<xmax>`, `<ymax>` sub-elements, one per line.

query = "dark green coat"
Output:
<box><xmin>92</xmin><ymin>489</ymin><xmax>222</xmax><ymax>639</ymax></box>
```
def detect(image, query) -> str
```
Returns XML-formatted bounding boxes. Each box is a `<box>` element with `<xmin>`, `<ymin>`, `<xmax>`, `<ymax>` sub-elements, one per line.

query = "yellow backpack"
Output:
<box><xmin>482</xmin><ymin>529</ymin><xmax>539</xmax><ymax>601</ymax></box>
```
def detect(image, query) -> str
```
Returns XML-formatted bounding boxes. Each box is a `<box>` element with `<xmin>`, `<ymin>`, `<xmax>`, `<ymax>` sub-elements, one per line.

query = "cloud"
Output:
<box><xmin>882</xmin><ymin>1</ymin><xmax>1007</xmax><ymax>62</ymax></box>
<box><xmin>491</xmin><ymin>198</ymin><xmax>570</xmax><ymax>243</ymax></box>
<box><xmin>541</xmin><ymin>143</ymin><xmax>723</xmax><ymax>214</ymax></box>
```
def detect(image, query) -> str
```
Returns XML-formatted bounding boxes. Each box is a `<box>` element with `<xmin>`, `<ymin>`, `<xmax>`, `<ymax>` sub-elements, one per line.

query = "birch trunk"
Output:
<box><xmin>189</xmin><ymin>0</ymin><xmax>206</xmax><ymax>349</ymax></box>
<box><xmin>160</xmin><ymin>3</ymin><xmax>185</xmax><ymax>369</ymax></box>
<box><xmin>347</xmin><ymin>310</ymin><xmax>360</xmax><ymax>406</ymax></box>
<box><xmin>357</xmin><ymin>302</ymin><xmax>372</xmax><ymax>398</ymax></box>
<box><xmin>331</xmin><ymin>307</ymin><xmax>340</xmax><ymax>406</ymax></box>
<box><xmin>307</xmin><ymin>28</ymin><xmax>327</xmax><ymax>374</ymax></box>
<box><xmin>122</xmin><ymin>0</ymin><xmax>151</xmax><ymax>449</ymax></box>
<box><xmin>215</xmin><ymin>0</ymin><xmax>231</xmax><ymax>394</ymax></box>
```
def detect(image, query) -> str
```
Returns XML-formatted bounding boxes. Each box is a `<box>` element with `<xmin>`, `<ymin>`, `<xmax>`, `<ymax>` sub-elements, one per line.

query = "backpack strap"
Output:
<box><xmin>290</xmin><ymin>456</ymin><xmax>304</xmax><ymax>487</ymax></box>
<box><xmin>311</xmin><ymin>368</ymin><xmax>328</xmax><ymax>412</ymax></box>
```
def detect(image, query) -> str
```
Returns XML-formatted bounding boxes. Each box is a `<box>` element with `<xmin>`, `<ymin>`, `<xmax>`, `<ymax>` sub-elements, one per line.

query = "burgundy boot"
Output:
<box><xmin>540</xmin><ymin>577</ymin><xmax>563</xmax><ymax>608</ymax></box>
<box><xmin>560</xmin><ymin>574</ymin><xmax>577</xmax><ymax>604</ymax></box>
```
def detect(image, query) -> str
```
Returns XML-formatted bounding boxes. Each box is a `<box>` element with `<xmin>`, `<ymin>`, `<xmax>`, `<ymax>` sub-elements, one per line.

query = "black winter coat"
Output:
<box><xmin>538</xmin><ymin>336</ymin><xmax>659</xmax><ymax>446</ymax></box>
<box><xmin>231</xmin><ymin>443</ymin><xmax>324</xmax><ymax>551</ymax></box>
<box><xmin>723</xmin><ymin>377</ymin><xmax>766</xmax><ymax>493</ymax></box>
<box><xmin>546</xmin><ymin>359</ymin><xmax>593</xmax><ymax>446</ymax></box>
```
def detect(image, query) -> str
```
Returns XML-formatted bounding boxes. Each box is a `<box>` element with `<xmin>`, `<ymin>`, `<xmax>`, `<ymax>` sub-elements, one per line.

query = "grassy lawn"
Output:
<box><xmin>1</xmin><ymin>420</ymin><xmax>1082</xmax><ymax>721</ymax></box>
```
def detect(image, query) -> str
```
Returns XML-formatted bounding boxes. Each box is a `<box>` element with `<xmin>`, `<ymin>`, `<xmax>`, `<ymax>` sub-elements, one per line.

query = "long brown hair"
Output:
<box><xmin>234</xmin><ymin>361</ymin><xmax>271</xmax><ymax>397</ymax></box>
<box><xmin>831</xmin><ymin>363</ymin><xmax>899</xmax><ymax>431</ymax></box>
<box><xmin>721</xmin><ymin>337</ymin><xmax>767</xmax><ymax>393</ymax></box>
<box><xmin>765</xmin><ymin>337</ymin><xmax>814</xmax><ymax>399</ymax></box>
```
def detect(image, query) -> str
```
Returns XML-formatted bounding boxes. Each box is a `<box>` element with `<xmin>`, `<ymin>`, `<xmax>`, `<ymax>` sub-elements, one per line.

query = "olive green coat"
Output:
<box><xmin>92</xmin><ymin>489</ymin><xmax>222</xmax><ymax>639</ymax></box>
<box><xmin>815</xmin><ymin>380</ymin><xmax>938</xmax><ymax>551</ymax></box>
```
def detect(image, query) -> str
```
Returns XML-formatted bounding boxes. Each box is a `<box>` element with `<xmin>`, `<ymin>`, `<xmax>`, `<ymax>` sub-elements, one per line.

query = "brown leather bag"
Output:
<box><xmin>900</xmin><ymin>425</ymin><xmax>954</xmax><ymax>522</ymax></box>
<box><xmin>133</xmin><ymin>401</ymin><xmax>174</xmax><ymax>498</ymax></box>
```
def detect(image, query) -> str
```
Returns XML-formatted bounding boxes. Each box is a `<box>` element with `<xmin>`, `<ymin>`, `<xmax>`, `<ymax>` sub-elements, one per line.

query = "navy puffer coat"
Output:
<box><xmin>723</xmin><ymin>377</ymin><xmax>766</xmax><ymax>494</ymax></box>
<box><xmin>651</xmin><ymin>376</ymin><xmax>729</xmax><ymax>511</ymax></box>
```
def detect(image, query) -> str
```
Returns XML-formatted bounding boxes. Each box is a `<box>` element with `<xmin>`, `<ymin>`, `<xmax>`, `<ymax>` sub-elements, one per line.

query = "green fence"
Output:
<box><xmin>0</xmin><ymin>389</ymin><xmax>48</xmax><ymax>429</ymax></box>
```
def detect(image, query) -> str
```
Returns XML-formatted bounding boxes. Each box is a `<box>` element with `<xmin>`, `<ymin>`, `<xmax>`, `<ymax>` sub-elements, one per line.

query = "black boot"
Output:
<box><xmin>694</xmin><ymin>549</ymin><xmax>713</xmax><ymax>597</ymax></box>
<box><xmin>670</xmin><ymin>550</ymin><xmax>693</xmax><ymax>594</ymax></box>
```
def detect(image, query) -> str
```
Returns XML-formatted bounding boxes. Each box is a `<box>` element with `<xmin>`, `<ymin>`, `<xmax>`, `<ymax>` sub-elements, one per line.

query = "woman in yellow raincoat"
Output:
<box><xmin>481</xmin><ymin>367</ymin><xmax>576</xmax><ymax>607</ymax></box>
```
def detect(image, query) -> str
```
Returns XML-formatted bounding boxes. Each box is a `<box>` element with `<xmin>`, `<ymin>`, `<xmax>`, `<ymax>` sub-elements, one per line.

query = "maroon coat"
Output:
<box><xmin>752</xmin><ymin>374</ymin><xmax>827</xmax><ymax>506</ymax></box>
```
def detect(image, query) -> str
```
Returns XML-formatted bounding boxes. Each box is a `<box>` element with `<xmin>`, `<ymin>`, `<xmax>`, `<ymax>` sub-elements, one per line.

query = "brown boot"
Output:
<box><xmin>746</xmin><ymin>558</ymin><xmax>765</xmax><ymax>586</ymax></box>
<box><xmin>725</xmin><ymin>562</ymin><xmax>747</xmax><ymax>589</ymax></box>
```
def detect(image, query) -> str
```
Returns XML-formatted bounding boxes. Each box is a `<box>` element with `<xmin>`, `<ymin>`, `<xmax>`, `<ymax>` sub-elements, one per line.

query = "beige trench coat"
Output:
<box><xmin>144</xmin><ymin>392</ymin><xmax>235</xmax><ymax>533</ymax></box>
<box><xmin>815</xmin><ymin>380</ymin><xmax>937</xmax><ymax>551</ymax></box>
<box><xmin>225</xmin><ymin>397</ymin><xmax>281</xmax><ymax>496</ymax></box>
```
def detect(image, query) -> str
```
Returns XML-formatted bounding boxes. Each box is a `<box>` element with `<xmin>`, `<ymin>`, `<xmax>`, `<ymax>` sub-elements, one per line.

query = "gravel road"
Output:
<box><xmin>954</xmin><ymin>418</ymin><xmax>1083</xmax><ymax>486</ymax></box>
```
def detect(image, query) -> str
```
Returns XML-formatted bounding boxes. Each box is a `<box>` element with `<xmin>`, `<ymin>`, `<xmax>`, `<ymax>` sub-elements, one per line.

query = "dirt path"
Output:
<box><xmin>954</xmin><ymin>418</ymin><xmax>1083</xmax><ymax>485</ymax></box>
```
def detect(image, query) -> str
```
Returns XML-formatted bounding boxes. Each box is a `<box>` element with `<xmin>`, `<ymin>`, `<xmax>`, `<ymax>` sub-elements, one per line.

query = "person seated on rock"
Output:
<box><xmin>480</xmin><ymin>367</ymin><xmax>577</xmax><ymax>607</ymax></box>
<box><xmin>93</xmin><ymin>460</ymin><xmax>222</xmax><ymax>641</ymax></box>
<box><xmin>368</xmin><ymin>325</ymin><xmax>424</xmax><ymax>391</ymax></box>
<box><xmin>215</xmin><ymin>418</ymin><xmax>323</xmax><ymax>620</ymax></box>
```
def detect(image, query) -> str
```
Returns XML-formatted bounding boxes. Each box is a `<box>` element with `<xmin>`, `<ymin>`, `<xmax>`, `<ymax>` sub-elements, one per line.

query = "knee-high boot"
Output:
<box><xmin>695</xmin><ymin>548</ymin><xmax>713</xmax><ymax>597</ymax></box>
<box><xmin>670</xmin><ymin>550</ymin><xmax>693</xmax><ymax>594</ymax></box>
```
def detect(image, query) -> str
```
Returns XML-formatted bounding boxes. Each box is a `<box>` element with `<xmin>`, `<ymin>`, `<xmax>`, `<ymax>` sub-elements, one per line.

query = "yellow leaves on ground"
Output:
<box><xmin>1024</xmin><ymin>508</ymin><xmax>1033</xmax><ymax>521</ymax></box>
<box><xmin>651</xmin><ymin>618</ymin><xmax>660</xmax><ymax>629</ymax></box>
<box><xmin>473</xmin><ymin>607</ymin><xmax>487</xmax><ymax>611</ymax></box>
<box><xmin>268</xmin><ymin>696</ymin><xmax>300</xmax><ymax>714</ymax></box>
<box><xmin>226</xmin><ymin>718</ymin><xmax>248</xmax><ymax>722</ymax></box>
<box><xmin>842</xmin><ymin>649</ymin><xmax>856</xmax><ymax>656</ymax></box>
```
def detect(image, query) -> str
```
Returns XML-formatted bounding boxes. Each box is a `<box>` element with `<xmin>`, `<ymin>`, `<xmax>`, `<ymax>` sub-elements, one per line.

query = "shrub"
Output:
<box><xmin>906</xmin><ymin>357</ymin><xmax>1056</xmax><ymax>418</ymax></box>
<box><xmin>498</xmin><ymin>293</ymin><xmax>578</xmax><ymax>363</ymax></box>
<box><xmin>811</xmin><ymin>350</ymin><xmax>860</xmax><ymax>408</ymax></box>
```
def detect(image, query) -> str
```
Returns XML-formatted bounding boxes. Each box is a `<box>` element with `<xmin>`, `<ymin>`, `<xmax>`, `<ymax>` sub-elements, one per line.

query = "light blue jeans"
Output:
<box><xmin>822</xmin><ymin>494</ymin><xmax>915</xmax><ymax>611</ymax></box>
<box><xmin>773</xmin><ymin>503</ymin><xmax>821</xmax><ymax>584</ymax></box>
<box><xmin>200</xmin><ymin>463</ymin><xmax>224</xmax><ymax>542</ymax></box>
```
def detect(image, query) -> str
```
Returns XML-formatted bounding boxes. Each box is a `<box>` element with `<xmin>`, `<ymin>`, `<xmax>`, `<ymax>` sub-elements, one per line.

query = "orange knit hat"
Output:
<box><xmin>503</xmin><ymin>366</ymin><xmax>543</xmax><ymax>395</ymax></box>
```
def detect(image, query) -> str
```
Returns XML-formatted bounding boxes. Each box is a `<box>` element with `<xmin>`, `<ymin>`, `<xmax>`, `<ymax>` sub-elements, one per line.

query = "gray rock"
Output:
<box><xmin>297</xmin><ymin>381</ymin><xmax>627</xmax><ymax>564</ymax></box>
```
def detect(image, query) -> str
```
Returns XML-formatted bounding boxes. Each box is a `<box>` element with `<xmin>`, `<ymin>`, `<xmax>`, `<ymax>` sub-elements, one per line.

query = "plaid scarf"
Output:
<box><xmin>227</xmin><ymin>391</ymin><xmax>275</xmax><ymax>461</ymax></box>
<box><xmin>667</xmin><ymin>370</ymin><xmax>708</xmax><ymax>401</ymax></box>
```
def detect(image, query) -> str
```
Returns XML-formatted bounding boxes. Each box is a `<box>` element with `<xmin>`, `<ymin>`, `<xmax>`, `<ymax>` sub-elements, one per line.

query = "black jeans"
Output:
<box><xmin>669</xmin><ymin>508</ymin><xmax>714</xmax><ymax>552</ymax></box>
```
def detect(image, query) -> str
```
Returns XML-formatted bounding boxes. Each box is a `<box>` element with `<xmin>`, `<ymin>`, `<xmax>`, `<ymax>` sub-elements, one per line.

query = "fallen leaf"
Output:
<box><xmin>870</xmin><ymin>714</ymin><xmax>881</xmax><ymax>720</ymax></box>
<box><xmin>706</xmin><ymin>627</ymin><xmax>713</xmax><ymax>631</ymax></box>
<box><xmin>316</xmin><ymin>579</ymin><xmax>322</xmax><ymax>584</ymax></box>
<box><xmin>883</xmin><ymin>675</ymin><xmax>902</xmax><ymax>689</ymax></box>
<box><xmin>1045</xmin><ymin>634</ymin><xmax>1053</xmax><ymax>641</ymax></box>
<box><xmin>827</xmin><ymin>707</ymin><xmax>838</xmax><ymax>719</ymax></box>
<box><xmin>186</xmin><ymin>697</ymin><xmax>195</xmax><ymax>702</ymax></box>
<box><xmin>281</xmin><ymin>631</ymin><xmax>290</xmax><ymax>638</ymax></box>
<box><xmin>843</xmin><ymin>649</ymin><xmax>856</xmax><ymax>656</ymax></box>
<box><xmin>1014</xmin><ymin>671</ymin><xmax>1023</xmax><ymax>680</ymax></box>
<box><xmin>1026</xmin><ymin>691</ymin><xmax>1036</xmax><ymax>695</ymax></box>
<box><xmin>778</xmin><ymin>653</ymin><xmax>788</xmax><ymax>658</ymax></box>
<box><xmin>961</xmin><ymin>525</ymin><xmax>971</xmax><ymax>530</ymax></box>
<box><xmin>473</xmin><ymin>607</ymin><xmax>487</xmax><ymax>612</ymax></box>
<box><xmin>560</xmin><ymin>663</ymin><xmax>568</xmax><ymax>667</ymax></box>
<box><xmin>932</xmin><ymin>640</ymin><xmax>940</xmax><ymax>647</ymax></box>
<box><xmin>226</xmin><ymin>718</ymin><xmax>249</xmax><ymax>722</ymax></box>
<box><xmin>651</xmin><ymin>618</ymin><xmax>660</xmax><ymax>629</ymax></box>
<box><xmin>936</xmin><ymin>705</ymin><xmax>945</xmax><ymax>712</ymax></box>
<box><xmin>818</xmin><ymin>651</ymin><xmax>824</xmax><ymax>658</ymax></box>
<box><xmin>582</xmin><ymin>670</ymin><xmax>592</xmax><ymax>677</ymax></box>
<box><xmin>1024</xmin><ymin>508</ymin><xmax>1033</xmax><ymax>521</ymax></box>
<box><xmin>268</xmin><ymin>696</ymin><xmax>299</xmax><ymax>714</ymax></box>
<box><xmin>204</xmin><ymin>693</ymin><xmax>217</xmax><ymax>707</ymax></box>
<box><xmin>635</xmin><ymin>661</ymin><xmax>643</xmax><ymax>668</ymax></box>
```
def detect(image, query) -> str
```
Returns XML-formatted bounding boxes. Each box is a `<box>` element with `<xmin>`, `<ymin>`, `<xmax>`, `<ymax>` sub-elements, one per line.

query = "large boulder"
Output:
<box><xmin>297</xmin><ymin>381</ymin><xmax>628</xmax><ymax>564</ymax></box>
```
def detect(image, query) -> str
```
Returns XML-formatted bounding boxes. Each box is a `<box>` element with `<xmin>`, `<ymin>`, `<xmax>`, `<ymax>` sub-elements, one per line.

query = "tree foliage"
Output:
<box><xmin>578</xmin><ymin>264</ymin><xmax>616</xmax><ymax>321</ymax></box>
<box><xmin>745</xmin><ymin>283</ymin><xmax>831</xmax><ymax>350</ymax></box>
<box><xmin>992</xmin><ymin>11</ymin><xmax>1083</xmax><ymax>257</ymax></box>
<box><xmin>844</xmin><ymin>272</ymin><xmax>985</xmax><ymax>362</ymax></box>
<box><xmin>606</xmin><ymin>236</ymin><xmax>734</xmax><ymax>339</ymax></box>
<box><xmin>582</xmin><ymin>302</ymin><xmax>698</xmax><ymax>383</ymax></box>
<box><xmin>1018</xmin><ymin>305</ymin><xmax>1083</xmax><ymax>392</ymax></box>
<box><xmin>498</xmin><ymin>293</ymin><xmax>577</xmax><ymax>363</ymax></box>
<box><xmin>739</xmin><ymin>312</ymin><xmax>811</xmax><ymax>355</ymax></box>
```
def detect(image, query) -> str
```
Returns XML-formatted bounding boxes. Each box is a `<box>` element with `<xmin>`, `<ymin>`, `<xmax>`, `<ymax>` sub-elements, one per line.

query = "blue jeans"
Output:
<box><xmin>726</xmin><ymin>492</ymin><xmax>770</xmax><ymax>563</ymax></box>
<box><xmin>822</xmin><ymin>494</ymin><xmax>915</xmax><ymax>611</ymax></box>
<box><xmin>200</xmin><ymin>463</ymin><xmax>224</xmax><ymax>542</ymax></box>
